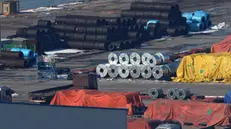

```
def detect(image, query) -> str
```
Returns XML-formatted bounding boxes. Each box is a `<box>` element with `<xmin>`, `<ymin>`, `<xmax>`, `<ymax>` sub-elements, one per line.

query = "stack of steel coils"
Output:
<box><xmin>121</xmin><ymin>1</ymin><xmax>188</xmax><ymax>38</ymax></box>
<box><xmin>96</xmin><ymin>52</ymin><xmax>181</xmax><ymax>79</ymax></box>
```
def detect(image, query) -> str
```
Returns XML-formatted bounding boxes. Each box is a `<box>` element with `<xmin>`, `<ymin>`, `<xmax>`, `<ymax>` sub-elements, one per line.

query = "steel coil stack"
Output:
<box><xmin>96</xmin><ymin>52</ymin><xmax>181</xmax><ymax>80</ymax></box>
<box><xmin>121</xmin><ymin>1</ymin><xmax>188</xmax><ymax>39</ymax></box>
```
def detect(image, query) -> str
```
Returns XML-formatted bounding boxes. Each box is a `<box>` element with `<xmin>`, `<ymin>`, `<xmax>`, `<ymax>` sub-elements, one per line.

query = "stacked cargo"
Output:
<box><xmin>121</xmin><ymin>1</ymin><xmax>188</xmax><ymax>37</ymax></box>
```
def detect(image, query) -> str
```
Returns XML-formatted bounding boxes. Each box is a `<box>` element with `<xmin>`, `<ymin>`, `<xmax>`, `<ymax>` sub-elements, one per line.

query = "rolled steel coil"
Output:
<box><xmin>118</xmin><ymin>65</ymin><xmax>131</xmax><ymax>78</ymax></box>
<box><xmin>141</xmin><ymin>53</ymin><xmax>152</xmax><ymax>65</ymax></box>
<box><xmin>176</xmin><ymin>88</ymin><xmax>191</xmax><ymax>100</ymax></box>
<box><xmin>167</xmin><ymin>59</ymin><xmax>181</xmax><ymax>74</ymax></box>
<box><xmin>56</xmin><ymin>31</ymin><xmax>66</xmax><ymax>38</ymax></box>
<box><xmin>52</xmin><ymin>24</ymin><xmax>76</xmax><ymax>32</ymax></box>
<box><xmin>0</xmin><ymin>58</ymin><xmax>29</xmax><ymax>68</ymax></box>
<box><xmin>85</xmin><ymin>19</ymin><xmax>102</xmax><ymax>25</ymax></box>
<box><xmin>96</xmin><ymin>64</ymin><xmax>110</xmax><ymax>78</ymax></box>
<box><xmin>85</xmin><ymin>27</ymin><xmax>114</xmax><ymax>34</ymax></box>
<box><xmin>129</xmin><ymin>65</ymin><xmax>141</xmax><ymax>79</ymax></box>
<box><xmin>130</xmin><ymin>52</ymin><xmax>141</xmax><ymax>65</ymax></box>
<box><xmin>127</xmin><ymin>26</ymin><xmax>136</xmax><ymax>31</ymax></box>
<box><xmin>159</xmin><ymin>20</ymin><xmax>176</xmax><ymax>27</ymax></box>
<box><xmin>147</xmin><ymin>55</ymin><xmax>162</xmax><ymax>67</ymax></box>
<box><xmin>65</xmin><ymin>32</ymin><xmax>75</xmax><ymax>39</ymax></box>
<box><xmin>112</xmin><ymin>41</ymin><xmax>124</xmax><ymax>50</ymax></box>
<box><xmin>83</xmin><ymin>42</ymin><xmax>95</xmax><ymax>50</ymax></box>
<box><xmin>155</xmin><ymin>52</ymin><xmax>170</xmax><ymax>64</ymax></box>
<box><xmin>37</xmin><ymin>27</ymin><xmax>53</xmax><ymax>34</ymax></box>
<box><xmin>26</xmin><ymin>28</ymin><xmax>39</xmax><ymax>37</ymax></box>
<box><xmin>130</xmin><ymin>2</ymin><xmax>179</xmax><ymax>12</ymax></box>
<box><xmin>108</xmin><ymin>52</ymin><xmax>119</xmax><ymax>65</ymax></box>
<box><xmin>37</xmin><ymin>20</ymin><xmax>52</xmax><ymax>27</ymax></box>
<box><xmin>127</xmin><ymin>31</ymin><xmax>142</xmax><ymax>39</ymax></box>
<box><xmin>167</xmin><ymin>28</ymin><xmax>178</xmax><ymax>36</ymax></box>
<box><xmin>94</xmin><ymin>42</ymin><xmax>105</xmax><ymax>50</ymax></box>
<box><xmin>135</xmin><ymin>24</ymin><xmax>145</xmax><ymax>31</ymax></box>
<box><xmin>141</xmin><ymin>65</ymin><xmax>152</xmax><ymax>79</ymax></box>
<box><xmin>148</xmin><ymin>88</ymin><xmax>164</xmax><ymax>99</ymax></box>
<box><xmin>108</xmin><ymin>64</ymin><xmax>120</xmax><ymax>78</ymax></box>
<box><xmin>167</xmin><ymin>88</ymin><xmax>178</xmax><ymax>99</ymax></box>
<box><xmin>85</xmin><ymin>34</ymin><xmax>111</xmax><ymax>42</ymax></box>
<box><xmin>176</xmin><ymin>26</ymin><xmax>188</xmax><ymax>35</ymax></box>
<box><xmin>107</xmin><ymin>43</ymin><xmax>116</xmax><ymax>51</ymax></box>
<box><xmin>0</xmin><ymin>51</ymin><xmax>24</xmax><ymax>59</ymax></box>
<box><xmin>119</xmin><ymin>53</ymin><xmax>130</xmax><ymax>65</ymax></box>
<box><xmin>152</xmin><ymin>65</ymin><xmax>169</xmax><ymax>80</ymax></box>
<box><xmin>103</xmin><ymin>17</ymin><xmax>121</xmax><ymax>25</ymax></box>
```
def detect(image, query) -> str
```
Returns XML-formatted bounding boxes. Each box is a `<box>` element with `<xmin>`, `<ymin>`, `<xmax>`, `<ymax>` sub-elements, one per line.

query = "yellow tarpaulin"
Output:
<box><xmin>172</xmin><ymin>52</ymin><xmax>231</xmax><ymax>83</ymax></box>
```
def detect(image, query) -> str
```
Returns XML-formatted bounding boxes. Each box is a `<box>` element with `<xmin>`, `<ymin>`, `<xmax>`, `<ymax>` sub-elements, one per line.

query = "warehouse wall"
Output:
<box><xmin>0</xmin><ymin>102</ymin><xmax>127</xmax><ymax>129</ymax></box>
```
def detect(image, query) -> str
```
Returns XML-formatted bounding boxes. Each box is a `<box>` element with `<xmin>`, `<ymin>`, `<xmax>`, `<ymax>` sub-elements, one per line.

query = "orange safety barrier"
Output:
<box><xmin>211</xmin><ymin>35</ymin><xmax>231</xmax><ymax>53</ymax></box>
<box><xmin>144</xmin><ymin>99</ymin><xmax>231</xmax><ymax>127</ymax></box>
<box><xmin>127</xmin><ymin>118</ymin><xmax>162</xmax><ymax>129</ymax></box>
<box><xmin>50</xmin><ymin>89</ymin><xmax>145</xmax><ymax>115</ymax></box>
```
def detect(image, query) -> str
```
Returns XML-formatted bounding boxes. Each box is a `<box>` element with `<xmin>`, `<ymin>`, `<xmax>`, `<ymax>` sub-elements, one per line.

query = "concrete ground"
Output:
<box><xmin>1</xmin><ymin>0</ymin><xmax>231</xmax><ymax>128</ymax></box>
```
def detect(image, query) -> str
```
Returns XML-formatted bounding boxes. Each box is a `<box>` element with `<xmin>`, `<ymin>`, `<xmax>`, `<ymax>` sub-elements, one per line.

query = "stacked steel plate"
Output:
<box><xmin>121</xmin><ymin>1</ymin><xmax>188</xmax><ymax>37</ymax></box>
<box><xmin>96</xmin><ymin>52</ymin><xmax>181</xmax><ymax>79</ymax></box>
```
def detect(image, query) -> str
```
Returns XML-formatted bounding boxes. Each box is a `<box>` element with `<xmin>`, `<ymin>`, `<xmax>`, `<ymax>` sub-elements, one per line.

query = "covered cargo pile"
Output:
<box><xmin>144</xmin><ymin>99</ymin><xmax>231</xmax><ymax>127</ymax></box>
<box><xmin>50</xmin><ymin>89</ymin><xmax>145</xmax><ymax>115</ymax></box>
<box><xmin>173</xmin><ymin>52</ymin><xmax>231</xmax><ymax>83</ymax></box>
<box><xmin>127</xmin><ymin>118</ymin><xmax>162</xmax><ymax>129</ymax></box>
<box><xmin>211</xmin><ymin>35</ymin><xmax>231</xmax><ymax>53</ymax></box>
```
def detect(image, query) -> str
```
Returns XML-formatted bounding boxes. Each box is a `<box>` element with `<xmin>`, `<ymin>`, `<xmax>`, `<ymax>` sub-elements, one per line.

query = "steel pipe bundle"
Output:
<box><xmin>96</xmin><ymin>64</ymin><xmax>110</xmax><ymax>78</ymax></box>
<box><xmin>148</xmin><ymin>88</ymin><xmax>164</xmax><ymax>99</ymax></box>
<box><xmin>0</xmin><ymin>51</ymin><xmax>24</xmax><ymax>59</ymax></box>
<box><xmin>0</xmin><ymin>58</ymin><xmax>29</xmax><ymax>68</ymax></box>
<box><xmin>118</xmin><ymin>65</ymin><xmax>131</xmax><ymax>78</ymax></box>
<box><xmin>108</xmin><ymin>64</ymin><xmax>120</xmax><ymax>78</ymax></box>
<box><xmin>141</xmin><ymin>65</ymin><xmax>152</xmax><ymax>79</ymax></box>
<box><xmin>129</xmin><ymin>65</ymin><xmax>141</xmax><ymax>79</ymax></box>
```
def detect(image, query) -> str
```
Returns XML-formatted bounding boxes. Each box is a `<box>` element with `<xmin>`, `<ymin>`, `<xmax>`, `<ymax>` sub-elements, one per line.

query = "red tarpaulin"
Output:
<box><xmin>50</xmin><ymin>89</ymin><xmax>145</xmax><ymax>115</ymax></box>
<box><xmin>127</xmin><ymin>118</ymin><xmax>162</xmax><ymax>129</ymax></box>
<box><xmin>211</xmin><ymin>35</ymin><xmax>231</xmax><ymax>53</ymax></box>
<box><xmin>144</xmin><ymin>99</ymin><xmax>231</xmax><ymax>127</ymax></box>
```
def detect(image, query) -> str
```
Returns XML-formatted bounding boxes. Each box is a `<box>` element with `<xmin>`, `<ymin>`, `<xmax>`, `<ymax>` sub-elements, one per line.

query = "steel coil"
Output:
<box><xmin>136</xmin><ymin>18</ymin><xmax>149</xmax><ymax>25</ymax></box>
<box><xmin>16</xmin><ymin>28</ymin><xmax>27</xmax><ymax>37</ymax></box>
<box><xmin>167</xmin><ymin>88</ymin><xmax>178</xmax><ymax>99</ymax></box>
<box><xmin>148</xmin><ymin>88</ymin><xmax>164</xmax><ymax>99</ymax></box>
<box><xmin>176</xmin><ymin>88</ymin><xmax>191</xmax><ymax>100</ymax></box>
<box><xmin>67</xmin><ymin>41</ymin><xmax>84</xmax><ymax>49</ymax></box>
<box><xmin>83</xmin><ymin>42</ymin><xmax>95</xmax><ymax>50</ymax></box>
<box><xmin>141</xmin><ymin>53</ymin><xmax>152</xmax><ymax>65</ymax></box>
<box><xmin>26</xmin><ymin>28</ymin><xmax>39</xmax><ymax>37</ymax></box>
<box><xmin>152</xmin><ymin>65</ymin><xmax>169</xmax><ymax>80</ymax></box>
<box><xmin>147</xmin><ymin>55</ymin><xmax>162</xmax><ymax>67</ymax></box>
<box><xmin>112</xmin><ymin>41</ymin><xmax>123</xmax><ymax>50</ymax></box>
<box><xmin>108</xmin><ymin>64</ymin><xmax>120</xmax><ymax>78</ymax></box>
<box><xmin>129</xmin><ymin>65</ymin><xmax>141</xmax><ymax>79</ymax></box>
<box><xmin>75</xmin><ymin>26</ymin><xmax>87</xmax><ymax>33</ymax></box>
<box><xmin>107</xmin><ymin>43</ymin><xmax>116</xmax><ymax>51</ymax></box>
<box><xmin>155</xmin><ymin>52</ymin><xmax>170</xmax><ymax>64</ymax></box>
<box><xmin>130</xmin><ymin>52</ymin><xmax>141</xmax><ymax>65</ymax></box>
<box><xmin>37</xmin><ymin>20</ymin><xmax>52</xmax><ymax>27</ymax></box>
<box><xmin>141</xmin><ymin>65</ymin><xmax>152</xmax><ymax>79</ymax></box>
<box><xmin>96</xmin><ymin>64</ymin><xmax>110</xmax><ymax>78</ymax></box>
<box><xmin>108</xmin><ymin>52</ymin><xmax>119</xmax><ymax>64</ymax></box>
<box><xmin>0</xmin><ymin>51</ymin><xmax>24</xmax><ymax>59</ymax></box>
<box><xmin>65</xmin><ymin>32</ymin><xmax>75</xmax><ymax>39</ymax></box>
<box><xmin>159</xmin><ymin>20</ymin><xmax>176</xmax><ymax>27</ymax></box>
<box><xmin>119</xmin><ymin>53</ymin><xmax>130</xmax><ymax>65</ymax></box>
<box><xmin>118</xmin><ymin>65</ymin><xmax>131</xmax><ymax>78</ymax></box>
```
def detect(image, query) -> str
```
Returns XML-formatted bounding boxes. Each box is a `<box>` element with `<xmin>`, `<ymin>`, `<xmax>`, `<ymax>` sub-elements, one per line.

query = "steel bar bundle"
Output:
<box><xmin>96</xmin><ymin>64</ymin><xmax>110</xmax><ymax>78</ymax></box>
<box><xmin>129</xmin><ymin>65</ymin><xmax>141</xmax><ymax>79</ymax></box>
<box><xmin>118</xmin><ymin>65</ymin><xmax>131</xmax><ymax>78</ymax></box>
<box><xmin>141</xmin><ymin>65</ymin><xmax>152</xmax><ymax>79</ymax></box>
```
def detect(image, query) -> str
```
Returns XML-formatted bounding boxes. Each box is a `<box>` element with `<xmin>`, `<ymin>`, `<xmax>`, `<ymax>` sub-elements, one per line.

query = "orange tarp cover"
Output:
<box><xmin>211</xmin><ymin>35</ymin><xmax>231</xmax><ymax>53</ymax></box>
<box><xmin>127</xmin><ymin>118</ymin><xmax>162</xmax><ymax>129</ymax></box>
<box><xmin>144</xmin><ymin>99</ymin><xmax>231</xmax><ymax>127</ymax></box>
<box><xmin>50</xmin><ymin>89</ymin><xmax>145</xmax><ymax>115</ymax></box>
